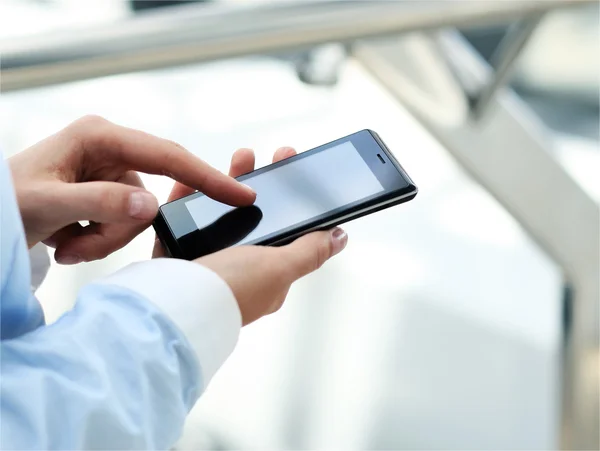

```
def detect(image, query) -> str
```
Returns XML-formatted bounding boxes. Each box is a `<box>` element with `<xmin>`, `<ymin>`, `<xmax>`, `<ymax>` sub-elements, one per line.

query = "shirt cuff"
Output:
<box><xmin>97</xmin><ymin>258</ymin><xmax>241</xmax><ymax>387</ymax></box>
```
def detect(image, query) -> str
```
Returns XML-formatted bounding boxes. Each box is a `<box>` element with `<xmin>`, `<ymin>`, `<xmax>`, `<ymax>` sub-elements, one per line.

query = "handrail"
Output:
<box><xmin>0</xmin><ymin>0</ymin><xmax>592</xmax><ymax>92</ymax></box>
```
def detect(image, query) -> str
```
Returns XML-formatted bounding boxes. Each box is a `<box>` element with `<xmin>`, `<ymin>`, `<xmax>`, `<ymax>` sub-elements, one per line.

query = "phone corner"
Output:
<box><xmin>362</xmin><ymin>128</ymin><xmax>380</xmax><ymax>139</ymax></box>
<box><xmin>151</xmin><ymin>210</ymin><xmax>166</xmax><ymax>237</ymax></box>
<box><xmin>410</xmin><ymin>182</ymin><xmax>419</xmax><ymax>198</ymax></box>
<box><xmin>404</xmin><ymin>175</ymin><xmax>419</xmax><ymax>196</ymax></box>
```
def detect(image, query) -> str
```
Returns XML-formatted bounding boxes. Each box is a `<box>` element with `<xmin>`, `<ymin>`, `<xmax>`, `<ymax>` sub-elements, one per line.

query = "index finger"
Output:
<box><xmin>69</xmin><ymin>116</ymin><xmax>256</xmax><ymax>206</ymax></box>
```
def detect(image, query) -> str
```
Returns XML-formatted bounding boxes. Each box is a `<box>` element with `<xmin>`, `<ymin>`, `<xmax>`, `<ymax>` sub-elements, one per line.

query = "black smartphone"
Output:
<box><xmin>153</xmin><ymin>129</ymin><xmax>417</xmax><ymax>260</ymax></box>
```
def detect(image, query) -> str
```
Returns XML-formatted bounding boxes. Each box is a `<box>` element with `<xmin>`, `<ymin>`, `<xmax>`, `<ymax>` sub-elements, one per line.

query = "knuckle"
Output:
<box><xmin>159</xmin><ymin>146</ymin><xmax>182</xmax><ymax>179</ymax></box>
<box><xmin>65</xmin><ymin>115</ymin><xmax>112</xmax><ymax>152</ymax></box>
<box><xmin>160</xmin><ymin>140</ymin><xmax>192</xmax><ymax>176</ymax></box>
<box><xmin>94</xmin><ymin>247</ymin><xmax>112</xmax><ymax>261</ymax></box>
<box><xmin>163</xmin><ymin>146</ymin><xmax>178</xmax><ymax>167</ymax></box>
<box><xmin>192</xmin><ymin>167</ymin><xmax>212</xmax><ymax>188</ymax></box>
<box><xmin>84</xmin><ymin>228</ymin><xmax>132</xmax><ymax>262</ymax></box>
<box><xmin>75</xmin><ymin>236</ymin><xmax>108</xmax><ymax>263</ymax></box>
<box><xmin>69</xmin><ymin>115</ymin><xmax>108</xmax><ymax>135</ymax></box>
<box><xmin>313</xmin><ymin>237</ymin><xmax>332</xmax><ymax>271</ymax></box>
<box><xmin>78</xmin><ymin>114</ymin><xmax>107</xmax><ymax>126</ymax></box>
<box><xmin>270</xmin><ymin>299</ymin><xmax>285</xmax><ymax>314</ymax></box>
<box><xmin>121</xmin><ymin>170</ymin><xmax>145</xmax><ymax>188</ymax></box>
<box><xmin>165</xmin><ymin>139</ymin><xmax>186</xmax><ymax>151</ymax></box>
<box><xmin>266</xmin><ymin>289</ymin><xmax>289</xmax><ymax>316</ymax></box>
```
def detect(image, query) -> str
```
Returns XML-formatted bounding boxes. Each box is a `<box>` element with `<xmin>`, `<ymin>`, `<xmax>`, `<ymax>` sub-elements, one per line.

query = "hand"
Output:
<box><xmin>154</xmin><ymin>146</ymin><xmax>348</xmax><ymax>326</ymax></box>
<box><xmin>8</xmin><ymin>116</ymin><xmax>255</xmax><ymax>264</ymax></box>
<box><xmin>152</xmin><ymin>145</ymin><xmax>295</xmax><ymax>257</ymax></box>
<box><xmin>197</xmin><ymin>227</ymin><xmax>347</xmax><ymax>326</ymax></box>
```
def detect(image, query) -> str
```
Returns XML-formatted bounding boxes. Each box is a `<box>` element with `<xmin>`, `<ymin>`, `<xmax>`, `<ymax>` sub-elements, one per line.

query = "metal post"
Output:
<box><xmin>470</xmin><ymin>13</ymin><xmax>545</xmax><ymax>119</ymax></box>
<box><xmin>354</xmin><ymin>31</ymin><xmax>599</xmax><ymax>450</ymax></box>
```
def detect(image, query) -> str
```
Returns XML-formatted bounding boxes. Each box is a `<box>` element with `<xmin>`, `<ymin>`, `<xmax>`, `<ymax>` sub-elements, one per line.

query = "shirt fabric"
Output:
<box><xmin>0</xmin><ymin>154</ymin><xmax>242</xmax><ymax>450</ymax></box>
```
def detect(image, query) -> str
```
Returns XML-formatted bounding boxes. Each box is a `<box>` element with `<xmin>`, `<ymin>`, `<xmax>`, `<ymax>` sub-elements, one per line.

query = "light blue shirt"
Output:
<box><xmin>0</xmin><ymin>155</ymin><xmax>241</xmax><ymax>450</ymax></box>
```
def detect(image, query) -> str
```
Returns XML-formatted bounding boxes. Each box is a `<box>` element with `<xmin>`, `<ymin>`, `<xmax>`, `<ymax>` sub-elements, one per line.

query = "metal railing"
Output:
<box><xmin>0</xmin><ymin>0</ymin><xmax>591</xmax><ymax>93</ymax></box>
<box><xmin>1</xmin><ymin>1</ymin><xmax>597</xmax><ymax>449</ymax></box>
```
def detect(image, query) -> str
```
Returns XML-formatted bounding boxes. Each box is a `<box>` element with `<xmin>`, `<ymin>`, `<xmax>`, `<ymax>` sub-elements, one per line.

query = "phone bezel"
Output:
<box><xmin>154</xmin><ymin>129</ymin><xmax>417</xmax><ymax>259</ymax></box>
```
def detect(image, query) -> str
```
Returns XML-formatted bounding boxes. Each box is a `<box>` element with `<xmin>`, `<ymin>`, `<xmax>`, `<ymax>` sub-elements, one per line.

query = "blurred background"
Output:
<box><xmin>1</xmin><ymin>1</ymin><xmax>598</xmax><ymax>450</ymax></box>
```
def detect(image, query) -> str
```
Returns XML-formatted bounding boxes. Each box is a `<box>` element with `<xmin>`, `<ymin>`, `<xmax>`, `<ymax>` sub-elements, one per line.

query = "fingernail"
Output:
<box><xmin>242</xmin><ymin>184</ymin><xmax>256</xmax><ymax>196</ymax></box>
<box><xmin>57</xmin><ymin>254</ymin><xmax>82</xmax><ymax>265</ymax></box>
<box><xmin>129</xmin><ymin>191</ymin><xmax>158</xmax><ymax>220</ymax></box>
<box><xmin>331</xmin><ymin>227</ymin><xmax>348</xmax><ymax>255</ymax></box>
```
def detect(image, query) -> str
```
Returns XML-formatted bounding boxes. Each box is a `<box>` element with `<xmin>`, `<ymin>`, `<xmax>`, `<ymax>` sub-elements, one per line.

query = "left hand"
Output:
<box><xmin>153</xmin><ymin>146</ymin><xmax>297</xmax><ymax>258</ymax></box>
<box><xmin>154</xmin><ymin>146</ymin><xmax>349</xmax><ymax>327</ymax></box>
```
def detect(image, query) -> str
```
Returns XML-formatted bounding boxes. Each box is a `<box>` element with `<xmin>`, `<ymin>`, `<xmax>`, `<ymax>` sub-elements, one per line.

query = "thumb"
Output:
<box><xmin>54</xmin><ymin>181</ymin><xmax>158</xmax><ymax>225</ymax></box>
<box><xmin>280</xmin><ymin>228</ymin><xmax>348</xmax><ymax>280</ymax></box>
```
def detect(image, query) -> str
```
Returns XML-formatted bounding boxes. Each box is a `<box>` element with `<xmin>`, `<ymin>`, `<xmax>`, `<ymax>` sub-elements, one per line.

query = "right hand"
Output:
<box><xmin>9</xmin><ymin>115</ymin><xmax>255</xmax><ymax>262</ymax></box>
<box><xmin>155</xmin><ymin>146</ymin><xmax>348</xmax><ymax>326</ymax></box>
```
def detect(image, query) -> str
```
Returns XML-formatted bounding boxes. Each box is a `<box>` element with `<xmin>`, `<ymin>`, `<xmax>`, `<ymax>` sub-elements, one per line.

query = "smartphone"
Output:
<box><xmin>153</xmin><ymin>130</ymin><xmax>417</xmax><ymax>260</ymax></box>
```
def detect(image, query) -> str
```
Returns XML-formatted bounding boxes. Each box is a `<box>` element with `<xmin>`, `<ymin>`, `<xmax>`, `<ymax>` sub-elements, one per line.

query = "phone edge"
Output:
<box><xmin>265</xmin><ymin>188</ymin><xmax>417</xmax><ymax>247</ymax></box>
<box><xmin>365</xmin><ymin>129</ymin><xmax>418</xmax><ymax>195</ymax></box>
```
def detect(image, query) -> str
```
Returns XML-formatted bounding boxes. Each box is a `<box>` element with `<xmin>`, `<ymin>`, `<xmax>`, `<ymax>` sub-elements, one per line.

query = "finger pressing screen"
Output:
<box><xmin>72</xmin><ymin>117</ymin><xmax>256</xmax><ymax>206</ymax></box>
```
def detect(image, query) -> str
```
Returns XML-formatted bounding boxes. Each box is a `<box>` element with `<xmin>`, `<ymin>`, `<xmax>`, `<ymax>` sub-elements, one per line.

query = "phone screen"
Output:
<box><xmin>183</xmin><ymin>141</ymin><xmax>384</xmax><ymax>246</ymax></box>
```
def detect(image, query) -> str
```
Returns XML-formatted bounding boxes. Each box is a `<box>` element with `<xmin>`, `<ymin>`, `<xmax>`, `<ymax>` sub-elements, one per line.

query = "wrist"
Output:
<box><xmin>97</xmin><ymin>258</ymin><xmax>242</xmax><ymax>387</ymax></box>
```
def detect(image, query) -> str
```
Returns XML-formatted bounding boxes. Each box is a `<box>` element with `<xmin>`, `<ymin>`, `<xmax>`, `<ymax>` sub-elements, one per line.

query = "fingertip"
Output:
<box><xmin>54</xmin><ymin>239</ymin><xmax>85</xmax><ymax>265</ymax></box>
<box><xmin>241</xmin><ymin>183</ymin><xmax>257</xmax><ymax>202</ymax></box>
<box><xmin>54</xmin><ymin>237</ymin><xmax>90</xmax><ymax>264</ymax></box>
<box><xmin>330</xmin><ymin>227</ymin><xmax>348</xmax><ymax>256</ymax></box>
<box><xmin>282</xmin><ymin>228</ymin><xmax>346</xmax><ymax>278</ymax></box>
<box><xmin>230</xmin><ymin>148</ymin><xmax>256</xmax><ymax>178</ymax></box>
<box><xmin>152</xmin><ymin>237</ymin><xmax>166</xmax><ymax>258</ymax></box>
<box><xmin>232</xmin><ymin>147</ymin><xmax>255</xmax><ymax>160</ymax></box>
<box><xmin>55</xmin><ymin>253</ymin><xmax>83</xmax><ymax>265</ymax></box>
<box><xmin>273</xmin><ymin>147</ymin><xmax>297</xmax><ymax>163</ymax></box>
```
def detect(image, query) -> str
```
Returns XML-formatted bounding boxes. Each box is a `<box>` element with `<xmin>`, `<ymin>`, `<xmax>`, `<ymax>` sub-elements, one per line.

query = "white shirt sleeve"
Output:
<box><xmin>97</xmin><ymin>258</ymin><xmax>242</xmax><ymax>386</ymax></box>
